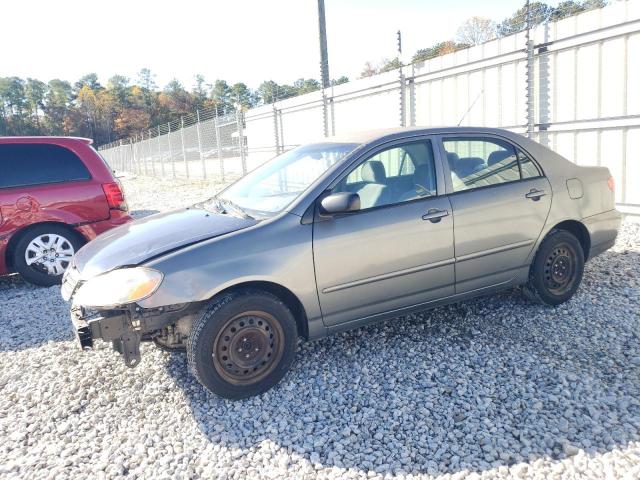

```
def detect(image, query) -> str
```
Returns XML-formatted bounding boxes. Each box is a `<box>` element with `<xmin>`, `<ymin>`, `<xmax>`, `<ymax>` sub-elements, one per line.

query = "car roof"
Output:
<box><xmin>326</xmin><ymin>126</ymin><xmax>527</xmax><ymax>145</ymax></box>
<box><xmin>0</xmin><ymin>136</ymin><xmax>93</xmax><ymax>145</ymax></box>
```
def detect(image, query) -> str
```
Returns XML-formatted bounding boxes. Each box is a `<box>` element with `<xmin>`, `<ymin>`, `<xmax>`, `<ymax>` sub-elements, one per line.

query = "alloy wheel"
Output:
<box><xmin>24</xmin><ymin>233</ymin><xmax>75</xmax><ymax>276</ymax></box>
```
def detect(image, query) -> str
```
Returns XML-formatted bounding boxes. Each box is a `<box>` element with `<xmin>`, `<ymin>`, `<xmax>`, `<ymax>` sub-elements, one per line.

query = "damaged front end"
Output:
<box><xmin>70</xmin><ymin>302</ymin><xmax>199</xmax><ymax>367</ymax></box>
<box><xmin>64</xmin><ymin>263</ymin><xmax>201</xmax><ymax>367</ymax></box>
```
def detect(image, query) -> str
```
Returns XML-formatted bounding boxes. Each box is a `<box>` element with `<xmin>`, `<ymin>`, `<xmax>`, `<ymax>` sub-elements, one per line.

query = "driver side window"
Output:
<box><xmin>333</xmin><ymin>140</ymin><xmax>437</xmax><ymax>210</ymax></box>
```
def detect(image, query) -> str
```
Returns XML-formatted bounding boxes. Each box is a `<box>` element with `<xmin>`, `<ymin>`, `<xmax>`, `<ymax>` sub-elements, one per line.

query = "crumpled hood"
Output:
<box><xmin>74</xmin><ymin>207</ymin><xmax>257</xmax><ymax>279</ymax></box>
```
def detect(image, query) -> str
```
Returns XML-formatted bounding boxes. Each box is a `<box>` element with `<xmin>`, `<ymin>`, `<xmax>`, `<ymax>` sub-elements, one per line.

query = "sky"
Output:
<box><xmin>1</xmin><ymin>0</ymin><xmax>552</xmax><ymax>90</ymax></box>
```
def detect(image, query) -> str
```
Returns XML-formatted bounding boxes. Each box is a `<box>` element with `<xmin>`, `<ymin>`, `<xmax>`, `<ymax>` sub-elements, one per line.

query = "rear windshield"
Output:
<box><xmin>90</xmin><ymin>146</ymin><xmax>115</xmax><ymax>174</ymax></box>
<box><xmin>0</xmin><ymin>143</ymin><xmax>91</xmax><ymax>188</ymax></box>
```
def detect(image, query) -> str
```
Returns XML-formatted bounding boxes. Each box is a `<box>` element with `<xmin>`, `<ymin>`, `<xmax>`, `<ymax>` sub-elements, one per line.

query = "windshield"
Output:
<box><xmin>218</xmin><ymin>142</ymin><xmax>358</xmax><ymax>216</ymax></box>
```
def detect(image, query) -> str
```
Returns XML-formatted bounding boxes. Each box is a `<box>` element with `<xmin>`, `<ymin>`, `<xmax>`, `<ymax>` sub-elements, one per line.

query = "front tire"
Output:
<box><xmin>187</xmin><ymin>290</ymin><xmax>298</xmax><ymax>400</ymax></box>
<box><xmin>13</xmin><ymin>225</ymin><xmax>84</xmax><ymax>287</ymax></box>
<box><xmin>524</xmin><ymin>229</ymin><xmax>584</xmax><ymax>306</ymax></box>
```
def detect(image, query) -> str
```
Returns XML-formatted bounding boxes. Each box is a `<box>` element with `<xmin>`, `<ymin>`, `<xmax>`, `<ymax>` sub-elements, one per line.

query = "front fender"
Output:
<box><xmin>137</xmin><ymin>213</ymin><xmax>323</xmax><ymax>332</ymax></box>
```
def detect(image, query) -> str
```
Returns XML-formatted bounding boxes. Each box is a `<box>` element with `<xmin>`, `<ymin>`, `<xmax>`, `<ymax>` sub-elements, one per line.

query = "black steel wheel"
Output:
<box><xmin>543</xmin><ymin>242</ymin><xmax>578</xmax><ymax>296</ymax></box>
<box><xmin>213</xmin><ymin>311</ymin><xmax>284</xmax><ymax>385</ymax></box>
<box><xmin>187</xmin><ymin>290</ymin><xmax>298</xmax><ymax>400</ymax></box>
<box><xmin>524</xmin><ymin>229</ymin><xmax>584</xmax><ymax>306</ymax></box>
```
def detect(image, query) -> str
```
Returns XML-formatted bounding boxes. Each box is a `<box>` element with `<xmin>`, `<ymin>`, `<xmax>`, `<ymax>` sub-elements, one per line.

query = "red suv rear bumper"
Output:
<box><xmin>74</xmin><ymin>210</ymin><xmax>132</xmax><ymax>242</ymax></box>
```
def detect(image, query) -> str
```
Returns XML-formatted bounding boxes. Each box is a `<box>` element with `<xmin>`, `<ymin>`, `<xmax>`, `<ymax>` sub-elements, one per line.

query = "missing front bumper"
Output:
<box><xmin>70</xmin><ymin>307</ymin><xmax>142</xmax><ymax>367</ymax></box>
<box><xmin>71</xmin><ymin>314</ymin><xmax>94</xmax><ymax>350</ymax></box>
<box><xmin>69</xmin><ymin>302</ymin><xmax>198</xmax><ymax>368</ymax></box>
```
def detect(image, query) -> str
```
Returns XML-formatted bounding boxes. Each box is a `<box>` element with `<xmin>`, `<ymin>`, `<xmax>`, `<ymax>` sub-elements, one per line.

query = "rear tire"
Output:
<box><xmin>187</xmin><ymin>290</ymin><xmax>298</xmax><ymax>400</ymax></box>
<box><xmin>13</xmin><ymin>225</ymin><xmax>84</xmax><ymax>287</ymax></box>
<box><xmin>523</xmin><ymin>229</ymin><xmax>584</xmax><ymax>306</ymax></box>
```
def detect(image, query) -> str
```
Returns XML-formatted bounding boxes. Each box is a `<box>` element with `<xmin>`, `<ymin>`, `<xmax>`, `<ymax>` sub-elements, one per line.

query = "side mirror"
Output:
<box><xmin>320</xmin><ymin>192</ymin><xmax>361</xmax><ymax>214</ymax></box>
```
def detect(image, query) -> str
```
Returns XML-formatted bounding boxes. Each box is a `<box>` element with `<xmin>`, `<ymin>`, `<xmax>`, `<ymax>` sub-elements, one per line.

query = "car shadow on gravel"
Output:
<box><xmin>165</xmin><ymin>248</ymin><xmax>640</xmax><ymax>477</ymax></box>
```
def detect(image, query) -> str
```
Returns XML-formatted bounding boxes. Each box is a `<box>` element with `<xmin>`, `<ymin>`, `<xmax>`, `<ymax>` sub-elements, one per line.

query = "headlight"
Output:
<box><xmin>73</xmin><ymin>267</ymin><xmax>163</xmax><ymax>308</ymax></box>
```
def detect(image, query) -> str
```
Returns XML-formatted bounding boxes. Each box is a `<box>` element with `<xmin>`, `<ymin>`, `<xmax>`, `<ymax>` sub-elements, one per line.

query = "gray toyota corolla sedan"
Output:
<box><xmin>62</xmin><ymin>127</ymin><xmax>620</xmax><ymax>399</ymax></box>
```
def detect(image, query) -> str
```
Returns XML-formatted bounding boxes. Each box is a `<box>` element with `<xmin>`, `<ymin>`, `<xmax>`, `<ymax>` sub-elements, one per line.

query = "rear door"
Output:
<box><xmin>439</xmin><ymin>135</ymin><xmax>552</xmax><ymax>293</ymax></box>
<box><xmin>313</xmin><ymin>137</ymin><xmax>455</xmax><ymax>327</ymax></box>
<box><xmin>0</xmin><ymin>143</ymin><xmax>110</xmax><ymax>229</ymax></box>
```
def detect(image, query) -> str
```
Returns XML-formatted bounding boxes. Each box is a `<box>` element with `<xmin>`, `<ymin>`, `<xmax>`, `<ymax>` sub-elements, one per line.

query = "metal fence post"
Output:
<box><xmin>329</xmin><ymin>91</ymin><xmax>336</xmax><ymax>136</ymax></box>
<box><xmin>399</xmin><ymin>69</ymin><xmax>406</xmax><ymax>128</ymax></box>
<box><xmin>278</xmin><ymin>110</ymin><xmax>285</xmax><ymax>152</ymax></box>
<box><xmin>196</xmin><ymin>109</ymin><xmax>206</xmax><ymax>178</ymax></box>
<box><xmin>119</xmin><ymin>140</ymin><xmax>124</xmax><ymax>171</ymax></box>
<box><xmin>408</xmin><ymin>63</ymin><xmax>416</xmax><ymax>126</ymax></box>
<box><xmin>215</xmin><ymin>110</ymin><xmax>225</xmax><ymax>182</ymax></box>
<box><xmin>525</xmin><ymin>1</ymin><xmax>535</xmax><ymax>138</ymax></box>
<box><xmin>157</xmin><ymin>125</ymin><xmax>164</xmax><ymax>177</ymax></box>
<box><xmin>140</xmin><ymin>132</ymin><xmax>148</xmax><ymax>175</ymax></box>
<box><xmin>148</xmin><ymin>129</ymin><xmax>156</xmax><ymax>176</ymax></box>
<box><xmin>272</xmin><ymin>103</ymin><xmax>280</xmax><ymax>155</ymax></box>
<box><xmin>321</xmin><ymin>89</ymin><xmax>329</xmax><ymax>137</ymax></box>
<box><xmin>398</xmin><ymin>30</ymin><xmax>406</xmax><ymax>127</ymax></box>
<box><xmin>167</xmin><ymin>122</ymin><xmax>176</xmax><ymax>178</ymax></box>
<box><xmin>236</xmin><ymin>107</ymin><xmax>247</xmax><ymax>175</ymax></box>
<box><xmin>180</xmin><ymin>117</ymin><xmax>189</xmax><ymax>178</ymax></box>
<box><xmin>526</xmin><ymin>38</ymin><xmax>535</xmax><ymax>138</ymax></box>
<box><xmin>130</xmin><ymin>138</ymin><xmax>137</xmax><ymax>174</ymax></box>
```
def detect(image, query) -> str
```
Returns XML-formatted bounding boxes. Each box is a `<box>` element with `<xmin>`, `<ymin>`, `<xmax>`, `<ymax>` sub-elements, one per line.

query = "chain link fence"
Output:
<box><xmin>99</xmin><ymin>1</ymin><xmax>640</xmax><ymax>213</ymax></box>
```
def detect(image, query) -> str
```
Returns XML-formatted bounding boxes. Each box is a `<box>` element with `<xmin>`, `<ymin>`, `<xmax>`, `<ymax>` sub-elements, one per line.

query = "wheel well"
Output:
<box><xmin>551</xmin><ymin>220</ymin><xmax>591</xmax><ymax>260</ymax></box>
<box><xmin>5</xmin><ymin>222</ymin><xmax>86</xmax><ymax>271</ymax></box>
<box><xmin>214</xmin><ymin>281</ymin><xmax>309</xmax><ymax>339</ymax></box>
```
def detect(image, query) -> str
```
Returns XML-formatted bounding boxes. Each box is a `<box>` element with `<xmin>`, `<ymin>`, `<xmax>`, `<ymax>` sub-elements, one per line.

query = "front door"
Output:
<box><xmin>440</xmin><ymin>135</ymin><xmax>552</xmax><ymax>293</ymax></box>
<box><xmin>313</xmin><ymin>138</ymin><xmax>455</xmax><ymax>327</ymax></box>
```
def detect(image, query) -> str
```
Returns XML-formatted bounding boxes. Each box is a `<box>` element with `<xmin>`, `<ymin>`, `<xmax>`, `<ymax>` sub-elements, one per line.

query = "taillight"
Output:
<box><xmin>102</xmin><ymin>182</ymin><xmax>127</xmax><ymax>211</ymax></box>
<box><xmin>607</xmin><ymin>176</ymin><xmax>615</xmax><ymax>192</ymax></box>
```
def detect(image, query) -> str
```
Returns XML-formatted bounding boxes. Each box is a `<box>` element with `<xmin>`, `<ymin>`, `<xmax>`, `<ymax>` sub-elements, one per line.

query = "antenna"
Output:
<box><xmin>457</xmin><ymin>89</ymin><xmax>484</xmax><ymax>126</ymax></box>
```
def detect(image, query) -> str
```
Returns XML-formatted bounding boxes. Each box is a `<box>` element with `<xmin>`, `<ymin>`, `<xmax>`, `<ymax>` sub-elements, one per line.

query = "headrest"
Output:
<box><xmin>456</xmin><ymin>157</ymin><xmax>486</xmax><ymax>177</ymax></box>
<box><xmin>361</xmin><ymin>160</ymin><xmax>386</xmax><ymax>183</ymax></box>
<box><xmin>414</xmin><ymin>163</ymin><xmax>431</xmax><ymax>180</ymax></box>
<box><xmin>488</xmin><ymin>150</ymin><xmax>515</xmax><ymax>166</ymax></box>
<box><xmin>413</xmin><ymin>163</ymin><xmax>434</xmax><ymax>192</ymax></box>
<box><xmin>446</xmin><ymin>152</ymin><xmax>459</xmax><ymax>168</ymax></box>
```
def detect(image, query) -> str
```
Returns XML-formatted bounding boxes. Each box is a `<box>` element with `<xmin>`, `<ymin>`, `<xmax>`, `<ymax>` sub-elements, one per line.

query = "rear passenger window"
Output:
<box><xmin>442</xmin><ymin>137</ymin><xmax>540</xmax><ymax>192</ymax></box>
<box><xmin>518</xmin><ymin>149</ymin><xmax>542</xmax><ymax>179</ymax></box>
<box><xmin>0</xmin><ymin>144</ymin><xmax>91</xmax><ymax>188</ymax></box>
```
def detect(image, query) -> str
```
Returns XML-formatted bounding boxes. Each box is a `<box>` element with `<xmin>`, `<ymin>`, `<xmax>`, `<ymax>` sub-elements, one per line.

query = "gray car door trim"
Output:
<box><xmin>322</xmin><ymin>257</ymin><xmax>456</xmax><ymax>294</ymax></box>
<box><xmin>455</xmin><ymin>239</ymin><xmax>535</xmax><ymax>262</ymax></box>
<box><xmin>326</xmin><ymin>277</ymin><xmax>514</xmax><ymax>335</ymax></box>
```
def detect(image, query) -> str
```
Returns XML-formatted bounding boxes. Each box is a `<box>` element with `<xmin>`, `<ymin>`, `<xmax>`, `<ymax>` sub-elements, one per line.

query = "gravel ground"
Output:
<box><xmin>1</xmin><ymin>175</ymin><xmax>639</xmax><ymax>479</ymax></box>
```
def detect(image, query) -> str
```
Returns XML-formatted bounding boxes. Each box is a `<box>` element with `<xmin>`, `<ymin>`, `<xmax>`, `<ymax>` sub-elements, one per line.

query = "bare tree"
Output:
<box><xmin>456</xmin><ymin>16</ymin><xmax>497</xmax><ymax>46</ymax></box>
<box><xmin>359</xmin><ymin>61</ymin><xmax>378</xmax><ymax>78</ymax></box>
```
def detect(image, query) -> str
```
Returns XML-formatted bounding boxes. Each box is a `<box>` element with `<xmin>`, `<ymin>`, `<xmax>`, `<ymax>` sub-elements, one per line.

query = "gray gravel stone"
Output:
<box><xmin>1</xmin><ymin>174</ymin><xmax>639</xmax><ymax>479</ymax></box>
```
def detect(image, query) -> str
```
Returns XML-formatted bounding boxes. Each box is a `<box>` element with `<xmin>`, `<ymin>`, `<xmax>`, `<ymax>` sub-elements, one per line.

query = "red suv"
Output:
<box><xmin>0</xmin><ymin>137</ymin><xmax>132</xmax><ymax>286</ymax></box>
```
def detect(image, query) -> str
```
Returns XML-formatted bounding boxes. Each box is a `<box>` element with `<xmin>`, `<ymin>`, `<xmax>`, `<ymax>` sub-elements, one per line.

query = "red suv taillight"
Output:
<box><xmin>607</xmin><ymin>176</ymin><xmax>615</xmax><ymax>192</ymax></box>
<box><xmin>102</xmin><ymin>182</ymin><xmax>127</xmax><ymax>211</ymax></box>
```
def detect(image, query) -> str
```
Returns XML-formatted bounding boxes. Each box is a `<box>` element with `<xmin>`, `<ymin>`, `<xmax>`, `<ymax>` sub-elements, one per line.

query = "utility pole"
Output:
<box><xmin>398</xmin><ymin>30</ymin><xmax>406</xmax><ymax>127</ymax></box>
<box><xmin>317</xmin><ymin>0</ymin><xmax>330</xmax><ymax>89</ymax></box>
<box><xmin>318</xmin><ymin>0</ymin><xmax>331</xmax><ymax>137</ymax></box>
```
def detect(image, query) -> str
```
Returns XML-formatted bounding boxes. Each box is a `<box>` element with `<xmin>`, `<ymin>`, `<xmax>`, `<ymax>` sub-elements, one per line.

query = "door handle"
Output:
<box><xmin>422</xmin><ymin>208</ymin><xmax>449</xmax><ymax>223</ymax></box>
<box><xmin>525</xmin><ymin>189</ymin><xmax>546</xmax><ymax>201</ymax></box>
